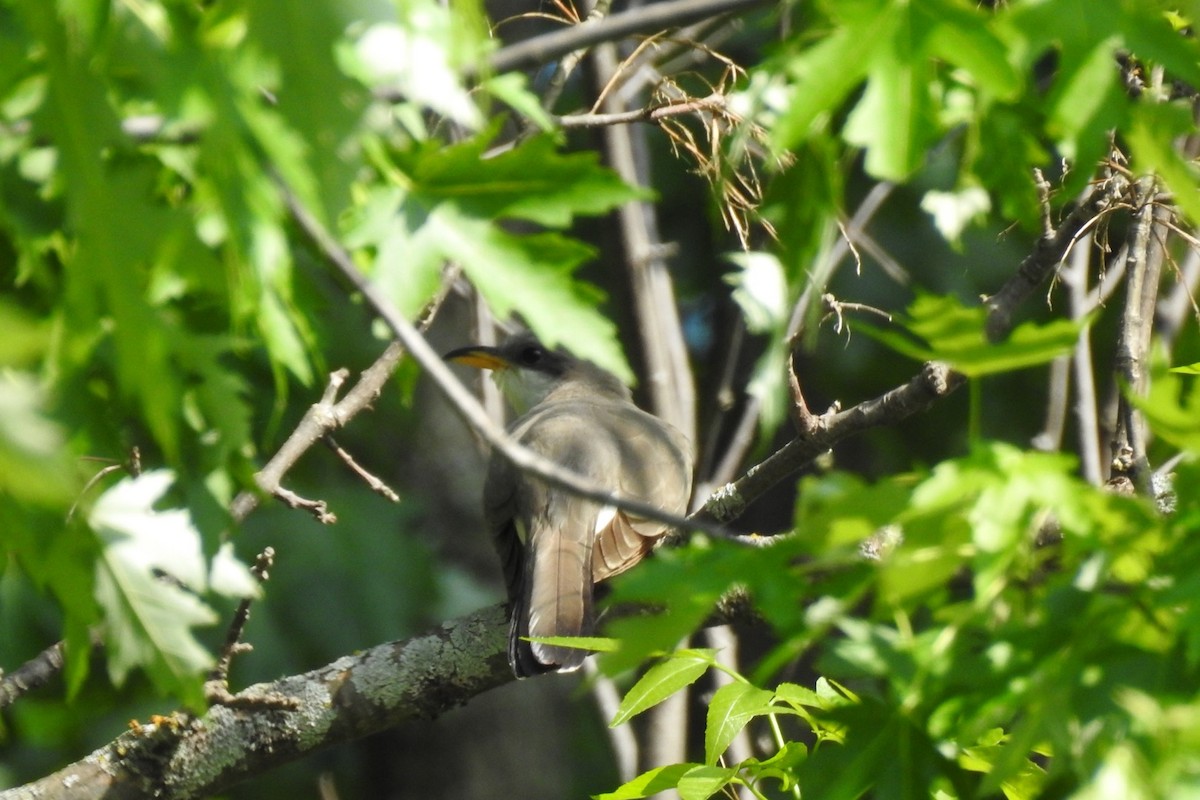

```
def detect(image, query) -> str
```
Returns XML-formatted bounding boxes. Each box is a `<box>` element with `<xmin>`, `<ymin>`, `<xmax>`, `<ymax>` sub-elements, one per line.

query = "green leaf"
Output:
<box><xmin>774</xmin><ymin>681</ymin><xmax>824</xmax><ymax>709</ymax></box>
<box><xmin>724</xmin><ymin>252</ymin><xmax>788</xmax><ymax>334</ymax></box>
<box><xmin>677</xmin><ymin>765</ymin><xmax>740</xmax><ymax>800</ymax></box>
<box><xmin>600</xmin><ymin>543</ymin><xmax>750</xmax><ymax>674</ymax></box>
<box><xmin>611</xmin><ymin>649</ymin><xmax>716</xmax><ymax>726</ymax></box>
<box><xmin>88</xmin><ymin>471</ymin><xmax>243</xmax><ymax>705</ymax></box>
<box><xmin>920</xmin><ymin>0</ymin><xmax>1021</xmax><ymax>100</ymax></box>
<box><xmin>430</xmin><ymin>205</ymin><xmax>633</xmax><ymax>382</ymax></box>
<box><xmin>770</xmin><ymin>22</ymin><xmax>879</xmax><ymax>149</ymax></box>
<box><xmin>1045</xmin><ymin>34</ymin><xmax>1124</xmax><ymax>162</ymax></box>
<box><xmin>859</xmin><ymin>294</ymin><xmax>1080</xmax><ymax>377</ymax></box>
<box><xmin>749</xmin><ymin>738</ymin><xmax>808</xmax><ymax>779</ymax></box>
<box><xmin>705</xmin><ymin>682</ymin><xmax>777</xmax><ymax>764</ymax></box>
<box><xmin>843</xmin><ymin>7</ymin><xmax>937</xmax><ymax>181</ymax></box>
<box><xmin>524</xmin><ymin>634</ymin><xmax>618</xmax><ymax>653</ymax></box>
<box><xmin>341</xmin><ymin>13</ymin><xmax>484</xmax><ymax>129</ymax></box>
<box><xmin>408</xmin><ymin>131</ymin><xmax>644</xmax><ymax>228</ymax></box>
<box><xmin>482</xmin><ymin>72</ymin><xmax>556</xmax><ymax>132</ymax></box>
<box><xmin>355</xmin><ymin>131</ymin><xmax>641</xmax><ymax>382</ymax></box>
<box><xmin>1128</xmin><ymin>101</ymin><xmax>1200</xmax><ymax>227</ymax></box>
<box><xmin>1121</xmin><ymin>3</ymin><xmax>1200</xmax><ymax>89</ymax></box>
<box><xmin>0</xmin><ymin>371</ymin><xmax>75</xmax><ymax>506</ymax></box>
<box><xmin>0</xmin><ymin>300</ymin><xmax>50</xmax><ymax>367</ymax></box>
<box><xmin>594</xmin><ymin>763</ymin><xmax>696</xmax><ymax>800</ymax></box>
<box><xmin>1130</xmin><ymin>365</ymin><xmax>1200</xmax><ymax>454</ymax></box>
<box><xmin>1170</xmin><ymin>362</ymin><xmax>1200</xmax><ymax>375</ymax></box>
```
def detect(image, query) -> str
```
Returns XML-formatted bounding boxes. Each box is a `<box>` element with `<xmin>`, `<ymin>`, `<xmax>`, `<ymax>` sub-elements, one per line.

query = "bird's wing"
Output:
<box><xmin>592</xmin><ymin>404</ymin><xmax>694</xmax><ymax>583</ymax></box>
<box><xmin>484</xmin><ymin>452</ymin><xmax>524</xmax><ymax>606</ymax></box>
<box><xmin>503</xmin><ymin>405</ymin><xmax>618</xmax><ymax>674</ymax></box>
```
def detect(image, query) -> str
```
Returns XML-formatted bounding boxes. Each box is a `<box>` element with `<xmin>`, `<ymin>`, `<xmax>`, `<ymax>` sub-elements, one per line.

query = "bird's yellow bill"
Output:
<box><xmin>444</xmin><ymin>346</ymin><xmax>511</xmax><ymax>371</ymax></box>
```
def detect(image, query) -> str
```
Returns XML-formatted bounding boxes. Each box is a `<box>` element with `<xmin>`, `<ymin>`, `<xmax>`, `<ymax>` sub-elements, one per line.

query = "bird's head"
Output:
<box><xmin>445</xmin><ymin>332</ymin><xmax>628</xmax><ymax>414</ymax></box>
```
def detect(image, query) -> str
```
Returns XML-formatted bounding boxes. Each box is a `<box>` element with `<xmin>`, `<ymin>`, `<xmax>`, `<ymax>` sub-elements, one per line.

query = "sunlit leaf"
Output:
<box><xmin>677</xmin><ymin>764</ymin><xmax>740</xmax><ymax>800</ymax></box>
<box><xmin>88</xmin><ymin>471</ymin><xmax>232</xmax><ymax>705</ymax></box>
<box><xmin>611</xmin><ymin>649</ymin><xmax>716</xmax><ymax>726</ymax></box>
<box><xmin>524</xmin><ymin>634</ymin><xmax>618</xmax><ymax>653</ymax></box>
<box><xmin>705</xmin><ymin>682</ymin><xmax>776</xmax><ymax>764</ymax></box>
<box><xmin>594</xmin><ymin>763</ymin><xmax>696</xmax><ymax>800</ymax></box>
<box><xmin>859</xmin><ymin>294</ymin><xmax>1081</xmax><ymax>377</ymax></box>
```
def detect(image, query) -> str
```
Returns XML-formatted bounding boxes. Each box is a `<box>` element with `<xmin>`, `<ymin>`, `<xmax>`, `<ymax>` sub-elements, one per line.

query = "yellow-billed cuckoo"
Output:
<box><xmin>446</xmin><ymin>332</ymin><xmax>693</xmax><ymax>677</ymax></box>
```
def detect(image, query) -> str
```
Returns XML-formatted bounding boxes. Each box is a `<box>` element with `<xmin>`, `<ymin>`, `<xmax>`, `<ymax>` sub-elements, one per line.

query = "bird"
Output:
<box><xmin>446</xmin><ymin>332</ymin><xmax>693</xmax><ymax>677</ymax></box>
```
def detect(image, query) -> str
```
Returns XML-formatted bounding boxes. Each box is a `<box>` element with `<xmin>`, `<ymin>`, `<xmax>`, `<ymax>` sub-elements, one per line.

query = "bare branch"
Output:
<box><xmin>0</xmin><ymin>641</ymin><xmax>66</xmax><ymax>710</ymax></box>
<box><xmin>786</xmin><ymin>341</ymin><xmax>818</xmax><ymax>437</ymax></box>
<box><xmin>984</xmin><ymin>172</ymin><xmax>1128</xmax><ymax>342</ymax></box>
<box><xmin>591</xmin><ymin>40</ymin><xmax>697</xmax><ymax>440</ymax></box>
<box><xmin>556</xmin><ymin>93</ymin><xmax>727</xmax><ymax>128</ymax></box>
<box><xmin>584</xmin><ymin>660</ymin><xmax>639</xmax><ymax>783</ymax></box>
<box><xmin>1061</xmin><ymin>232</ymin><xmax>1104</xmax><ymax>484</ymax></box>
<box><xmin>229</xmin><ymin>349</ymin><xmax>404</xmax><ymax>523</ymax></box>
<box><xmin>204</xmin><ymin>549</ymin><xmax>297</xmax><ymax>711</ymax></box>
<box><xmin>1112</xmin><ymin>178</ymin><xmax>1170</xmax><ymax>493</ymax></box>
<box><xmin>272</xmin><ymin>486</ymin><xmax>337</xmax><ymax>524</ymax></box>
<box><xmin>690</xmin><ymin>361</ymin><xmax>965</xmax><ymax>532</ymax></box>
<box><xmin>323</xmin><ymin>435</ymin><xmax>401</xmax><ymax>503</ymax></box>
<box><xmin>486</xmin><ymin>0</ymin><xmax>771</xmax><ymax>76</ymax></box>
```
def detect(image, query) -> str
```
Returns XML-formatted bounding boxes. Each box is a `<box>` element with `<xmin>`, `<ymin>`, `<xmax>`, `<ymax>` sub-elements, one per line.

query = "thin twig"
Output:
<box><xmin>786</xmin><ymin>341</ymin><xmax>818</xmax><ymax>436</ymax></box>
<box><xmin>67</xmin><ymin>447</ymin><xmax>142</xmax><ymax>521</ymax></box>
<box><xmin>706</xmin><ymin>182</ymin><xmax>896</xmax><ymax>489</ymax></box>
<box><xmin>556</xmin><ymin>93</ymin><xmax>727</xmax><ymax>128</ymax></box>
<box><xmin>280</xmin><ymin>489</ymin><xmax>336</xmax><ymax>525</ymax></box>
<box><xmin>1157</xmin><ymin>245</ymin><xmax>1200</xmax><ymax>349</ymax></box>
<box><xmin>205</xmin><ymin>549</ymin><xmax>297</xmax><ymax>710</ymax></box>
<box><xmin>537</xmin><ymin>0</ymin><xmax>613</xmax><ymax>116</ymax></box>
<box><xmin>323</xmin><ymin>435</ymin><xmax>401</xmax><ymax>503</ymax></box>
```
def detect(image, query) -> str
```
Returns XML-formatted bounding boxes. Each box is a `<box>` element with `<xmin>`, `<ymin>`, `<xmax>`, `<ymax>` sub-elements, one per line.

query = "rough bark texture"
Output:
<box><xmin>1</xmin><ymin>605</ymin><xmax>510</xmax><ymax>800</ymax></box>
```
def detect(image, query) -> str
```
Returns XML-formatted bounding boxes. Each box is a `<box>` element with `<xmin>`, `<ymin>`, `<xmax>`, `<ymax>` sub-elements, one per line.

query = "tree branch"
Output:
<box><xmin>0</xmin><ymin>641</ymin><xmax>66</xmax><ymax>710</ymax></box>
<box><xmin>1112</xmin><ymin>177</ymin><xmax>1169</xmax><ymax>493</ymax></box>
<box><xmin>485</xmin><ymin>0</ymin><xmax>772</xmax><ymax>76</ymax></box>
<box><xmin>0</xmin><ymin>606</ymin><xmax>512</xmax><ymax>800</ymax></box>
<box><xmin>1</xmin><ymin>357</ymin><xmax>966</xmax><ymax>800</ymax></box>
<box><xmin>983</xmin><ymin>172</ymin><xmax>1128</xmax><ymax>342</ymax></box>
<box><xmin>228</xmin><ymin>345</ymin><xmax>407</xmax><ymax>523</ymax></box>
<box><xmin>690</xmin><ymin>361</ymin><xmax>964</xmax><ymax>530</ymax></box>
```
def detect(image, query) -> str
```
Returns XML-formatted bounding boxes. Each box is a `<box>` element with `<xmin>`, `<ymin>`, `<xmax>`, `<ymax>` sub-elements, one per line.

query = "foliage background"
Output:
<box><xmin>1</xmin><ymin>0</ymin><xmax>1199</xmax><ymax>798</ymax></box>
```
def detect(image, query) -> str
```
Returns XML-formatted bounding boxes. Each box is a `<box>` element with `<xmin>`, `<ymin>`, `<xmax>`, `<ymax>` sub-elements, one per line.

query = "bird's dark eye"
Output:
<box><xmin>517</xmin><ymin>345</ymin><xmax>544</xmax><ymax>366</ymax></box>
